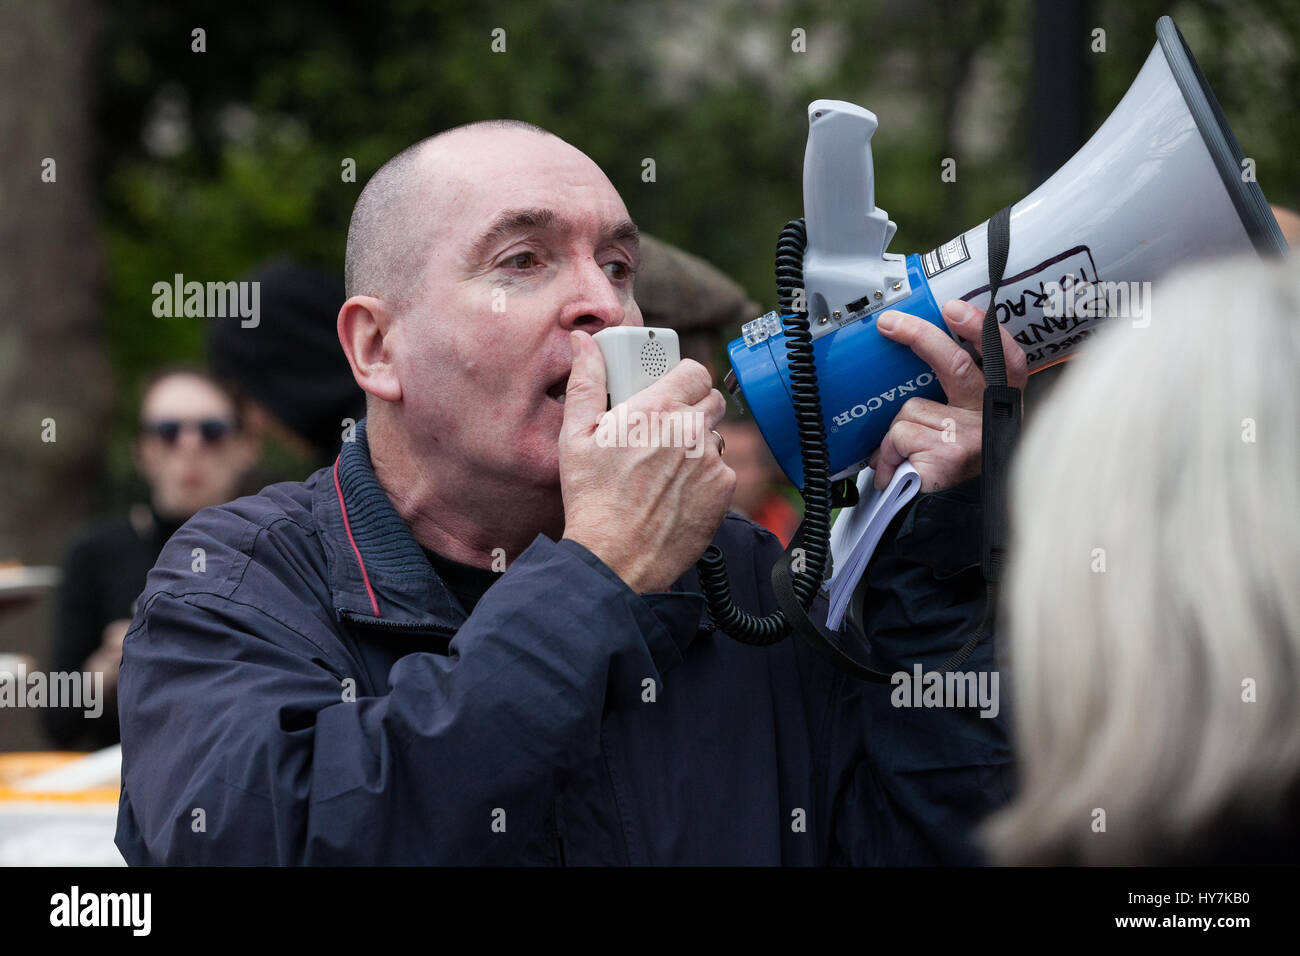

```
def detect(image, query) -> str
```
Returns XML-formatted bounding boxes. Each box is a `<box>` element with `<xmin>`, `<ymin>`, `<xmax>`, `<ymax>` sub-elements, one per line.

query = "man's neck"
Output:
<box><xmin>366</xmin><ymin>413</ymin><xmax>565</xmax><ymax>570</ymax></box>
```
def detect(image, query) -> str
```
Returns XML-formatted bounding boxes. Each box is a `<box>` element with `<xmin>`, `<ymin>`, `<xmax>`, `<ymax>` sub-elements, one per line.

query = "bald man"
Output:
<box><xmin>115</xmin><ymin>121</ymin><xmax>1015</xmax><ymax>865</ymax></box>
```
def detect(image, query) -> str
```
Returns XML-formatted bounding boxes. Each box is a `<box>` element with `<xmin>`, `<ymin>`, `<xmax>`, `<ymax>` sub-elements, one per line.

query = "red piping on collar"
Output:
<box><xmin>334</xmin><ymin>457</ymin><xmax>381</xmax><ymax>618</ymax></box>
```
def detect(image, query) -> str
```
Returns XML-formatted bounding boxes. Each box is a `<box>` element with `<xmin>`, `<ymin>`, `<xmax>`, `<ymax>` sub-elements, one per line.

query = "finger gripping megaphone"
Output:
<box><xmin>702</xmin><ymin>15</ymin><xmax>1287</xmax><ymax>668</ymax></box>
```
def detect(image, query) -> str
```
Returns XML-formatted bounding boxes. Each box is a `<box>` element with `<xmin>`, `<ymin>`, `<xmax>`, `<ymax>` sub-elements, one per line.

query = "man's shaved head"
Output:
<box><xmin>336</xmin><ymin>117</ymin><xmax>641</xmax><ymax>499</ymax></box>
<box><xmin>344</xmin><ymin>119</ymin><xmax>556</xmax><ymax>307</ymax></box>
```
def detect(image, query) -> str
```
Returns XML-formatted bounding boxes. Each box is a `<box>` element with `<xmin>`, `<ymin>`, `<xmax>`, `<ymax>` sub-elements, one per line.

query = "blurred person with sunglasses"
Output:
<box><xmin>43</xmin><ymin>367</ymin><xmax>258</xmax><ymax>749</ymax></box>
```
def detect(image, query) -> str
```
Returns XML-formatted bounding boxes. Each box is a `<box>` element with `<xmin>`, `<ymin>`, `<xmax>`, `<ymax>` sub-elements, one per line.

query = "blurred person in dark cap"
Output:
<box><xmin>633</xmin><ymin>233</ymin><xmax>762</xmax><ymax>366</ymax></box>
<box><xmin>44</xmin><ymin>367</ymin><xmax>258</xmax><ymax>749</ymax></box>
<box><xmin>207</xmin><ymin>258</ymin><xmax>366</xmax><ymax>474</ymax></box>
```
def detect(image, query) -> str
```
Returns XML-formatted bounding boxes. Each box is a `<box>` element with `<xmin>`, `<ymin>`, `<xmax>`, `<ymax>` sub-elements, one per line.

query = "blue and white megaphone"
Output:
<box><xmin>725</xmin><ymin>16</ymin><xmax>1287</xmax><ymax>489</ymax></box>
<box><xmin>699</xmin><ymin>16</ymin><xmax>1287</xmax><ymax>670</ymax></box>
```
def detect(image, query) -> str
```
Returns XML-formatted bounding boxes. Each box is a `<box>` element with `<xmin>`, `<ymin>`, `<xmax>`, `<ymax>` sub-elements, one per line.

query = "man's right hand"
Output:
<box><xmin>560</xmin><ymin>330</ymin><xmax>734</xmax><ymax>594</ymax></box>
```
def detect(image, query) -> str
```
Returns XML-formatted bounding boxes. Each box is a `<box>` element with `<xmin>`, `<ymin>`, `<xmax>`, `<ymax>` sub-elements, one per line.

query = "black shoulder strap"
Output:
<box><xmin>979</xmin><ymin>205</ymin><xmax>1020</xmax><ymax>582</ymax></box>
<box><xmin>934</xmin><ymin>205</ymin><xmax>1021</xmax><ymax>672</ymax></box>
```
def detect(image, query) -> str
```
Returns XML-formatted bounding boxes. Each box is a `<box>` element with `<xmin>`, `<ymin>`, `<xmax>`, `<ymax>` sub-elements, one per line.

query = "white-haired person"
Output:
<box><xmin>983</xmin><ymin>254</ymin><xmax>1300</xmax><ymax>865</ymax></box>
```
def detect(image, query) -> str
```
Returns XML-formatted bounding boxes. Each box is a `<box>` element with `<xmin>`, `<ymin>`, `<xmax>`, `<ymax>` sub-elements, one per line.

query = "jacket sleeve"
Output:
<box><xmin>115</xmin><ymin>534</ymin><xmax>704</xmax><ymax>865</ymax></box>
<box><xmin>832</xmin><ymin>476</ymin><xmax>1015</xmax><ymax>865</ymax></box>
<box><xmin>43</xmin><ymin>532</ymin><xmax>109</xmax><ymax>749</ymax></box>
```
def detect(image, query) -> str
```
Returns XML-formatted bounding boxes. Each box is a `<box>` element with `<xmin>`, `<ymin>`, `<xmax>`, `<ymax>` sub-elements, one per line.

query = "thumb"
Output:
<box><xmin>562</xmin><ymin>330</ymin><xmax>609</xmax><ymax>433</ymax></box>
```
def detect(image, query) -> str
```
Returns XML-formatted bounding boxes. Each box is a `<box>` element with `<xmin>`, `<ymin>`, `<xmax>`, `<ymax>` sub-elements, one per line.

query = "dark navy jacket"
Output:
<box><xmin>115</xmin><ymin>421</ymin><xmax>1010</xmax><ymax>865</ymax></box>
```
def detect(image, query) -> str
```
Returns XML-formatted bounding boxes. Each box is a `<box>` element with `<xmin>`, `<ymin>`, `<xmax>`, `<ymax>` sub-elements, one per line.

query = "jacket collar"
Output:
<box><xmin>314</xmin><ymin>418</ymin><xmax>466</xmax><ymax>631</ymax></box>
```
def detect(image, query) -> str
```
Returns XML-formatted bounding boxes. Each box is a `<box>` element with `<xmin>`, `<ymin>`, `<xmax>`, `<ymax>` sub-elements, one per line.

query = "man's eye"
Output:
<box><xmin>603</xmin><ymin>261</ymin><xmax>633</xmax><ymax>281</ymax></box>
<box><xmin>505</xmin><ymin>252</ymin><xmax>538</xmax><ymax>270</ymax></box>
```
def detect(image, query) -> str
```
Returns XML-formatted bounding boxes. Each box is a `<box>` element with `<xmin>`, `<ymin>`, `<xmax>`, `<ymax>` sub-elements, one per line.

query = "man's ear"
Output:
<box><xmin>338</xmin><ymin>295</ymin><xmax>402</xmax><ymax>404</ymax></box>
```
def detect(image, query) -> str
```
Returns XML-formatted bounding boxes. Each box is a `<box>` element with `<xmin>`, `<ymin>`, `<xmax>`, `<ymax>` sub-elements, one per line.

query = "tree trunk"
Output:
<box><xmin>0</xmin><ymin>0</ymin><xmax>110</xmax><ymax>750</ymax></box>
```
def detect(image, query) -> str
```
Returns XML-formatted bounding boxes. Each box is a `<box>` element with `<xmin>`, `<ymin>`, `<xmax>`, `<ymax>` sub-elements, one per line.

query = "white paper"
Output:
<box><xmin>823</xmin><ymin>462</ymin><xmax>921</xmax><ymax>630</ymax></box>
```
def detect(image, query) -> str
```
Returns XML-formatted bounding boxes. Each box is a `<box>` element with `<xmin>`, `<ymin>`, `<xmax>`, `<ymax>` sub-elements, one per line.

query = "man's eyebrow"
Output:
<box><xmin>600</xmin><ymin>219</ymin><xmax>640</xmax><ymax>247</ymax></box>
<box><xmin>467</xmin><ymin>208</ymin><xmax>566</xmax><ymax>265</ymax></box>
<box><xmin>466</xmin><ymin>209</ymin><xmax>641</xmax><ymax>266</ymax></box>
<box><xmin>600</xmin><ymin>219</ymin><xmax>640</xmax><ymax>270</ymax></box>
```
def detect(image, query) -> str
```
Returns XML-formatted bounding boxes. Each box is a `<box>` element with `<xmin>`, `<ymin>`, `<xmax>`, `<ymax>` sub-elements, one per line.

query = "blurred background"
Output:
<box><xmin>1</xmin><ymin>0</ymin><xmax>1298</xmax><ymax>753</ymax></box>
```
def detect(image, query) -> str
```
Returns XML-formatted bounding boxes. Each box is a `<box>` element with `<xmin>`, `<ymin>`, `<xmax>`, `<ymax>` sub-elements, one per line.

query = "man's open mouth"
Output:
<box><xmin>546</xmin><ymin>374</ymin><xmax>569</xmax><ymax>404</ymax></box>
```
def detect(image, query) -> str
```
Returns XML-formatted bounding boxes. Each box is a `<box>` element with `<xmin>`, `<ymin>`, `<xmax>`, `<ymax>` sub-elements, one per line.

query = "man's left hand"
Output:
<box><xmin>868</xmin><ymin>298</ymin><xmax>1028</xmax><ymax>492</ymax></box>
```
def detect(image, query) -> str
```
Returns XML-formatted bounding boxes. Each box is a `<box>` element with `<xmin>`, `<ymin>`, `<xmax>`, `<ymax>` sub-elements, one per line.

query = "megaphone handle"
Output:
<box><xmin>803</xmin><ymin>101</ymin><xmax>892</xmax><ymax>260</ymax></box>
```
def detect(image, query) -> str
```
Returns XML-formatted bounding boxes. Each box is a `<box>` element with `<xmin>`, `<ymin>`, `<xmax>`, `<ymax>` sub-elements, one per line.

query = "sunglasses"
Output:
<box><xmin>140</xmin><ymin>418</ymin><xmax>236</xmax><ymax>446</ymax></box>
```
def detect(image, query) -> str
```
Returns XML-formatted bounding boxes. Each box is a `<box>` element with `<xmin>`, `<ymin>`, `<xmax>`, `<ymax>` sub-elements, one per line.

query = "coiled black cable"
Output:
<box><xmin>775</xmin><ymin>217</ymin><xmax>808</xmax><ymax>316</ymax></box>
<box><xmin>696</xmin><ymin>217</ymin><xmax>832</xmax><ymax>645</ymax></box>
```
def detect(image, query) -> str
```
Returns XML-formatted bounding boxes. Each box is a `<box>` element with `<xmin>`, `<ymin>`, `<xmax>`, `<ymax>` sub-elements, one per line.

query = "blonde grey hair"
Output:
<box><xmin>982</xmin><ymin>254</ymin><xmax>1300</xmax><ymax>864</ymax></box>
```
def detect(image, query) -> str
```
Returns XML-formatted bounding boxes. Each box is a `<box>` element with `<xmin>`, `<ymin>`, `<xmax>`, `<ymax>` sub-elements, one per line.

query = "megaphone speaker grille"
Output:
<box><xmin>640</xmin><ymin>339</ymin><xmax>669</xmax><ymax>377</ymax></box>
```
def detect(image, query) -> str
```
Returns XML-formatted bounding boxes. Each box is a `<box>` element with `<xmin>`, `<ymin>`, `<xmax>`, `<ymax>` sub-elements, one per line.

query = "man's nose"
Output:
<box><xmin>559</xmin><ymin>257</ymin><xmax>625</xmax><ymax>333</ymax></box>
